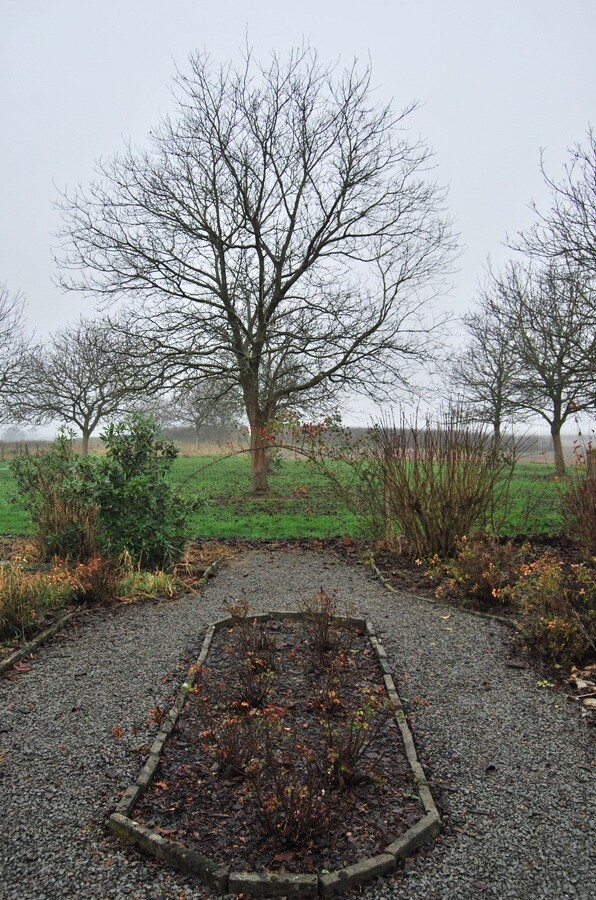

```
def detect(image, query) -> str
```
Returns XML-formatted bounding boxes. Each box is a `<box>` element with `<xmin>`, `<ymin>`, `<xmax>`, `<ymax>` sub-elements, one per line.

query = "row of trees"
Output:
<box><xmin>451</xmin><ymin>131</ymin><xmax>596</xmax><ymax>474</ymax></box>
<box><xmin>1</xmin><ymin>48</ymin><xmax>595</xmax><ymax>480</ymax></box>
<box><xmin>0</xmin><ymin>305</ymin><xmax>245</xmax><ymax>452</ymax></box>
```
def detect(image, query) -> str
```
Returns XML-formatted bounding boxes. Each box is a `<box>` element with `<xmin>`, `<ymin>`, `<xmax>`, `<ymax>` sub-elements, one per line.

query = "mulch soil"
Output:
<box><xmin>133</xmin><ymin>617</ymin><xmax>424</xmax><ymax>875</ymax></box>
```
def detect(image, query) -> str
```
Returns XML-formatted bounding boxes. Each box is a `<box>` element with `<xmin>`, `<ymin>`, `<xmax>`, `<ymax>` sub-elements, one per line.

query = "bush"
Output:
<box><xmin>426</xmin><ymin>536</ymin><xmax>530</xmax><ymax>608</ymax></box>
<box><xmin>12</xmin><ymin>416</ymin><xmax>194</xmax><ymax>571</ymax></box>
<box><xmin>10</xmin><ymin>432</ymin><xmax>98</xmax><ymax>561</ymax></box>
<box><xmin>92</xmin><ymin>415</ymin><xmax>194</xmax><ymax>568</ymax></box>
<box><xmin>314</xmin><ymin>407</ymin><xmax>515</xmax><ymax>557</ymax></box>
<box><xmin>504</xmin><ymin>552</ymin><xmax>596</xmax><ymax>667</ymax></box>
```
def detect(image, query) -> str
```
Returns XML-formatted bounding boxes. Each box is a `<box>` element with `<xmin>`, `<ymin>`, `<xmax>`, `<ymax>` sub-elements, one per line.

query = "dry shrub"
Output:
<box><xmin>70</xmin><ymin>556</ymin><xmax>123</xmax><ymax>604</ymax></box>
<box><xmin>314</xmin><ymin>407</ymin><xmax>514</xmax><ymax>558</ymax></box>
<box><xmin>562</xmin><ymin>474</ymin><xmax>596</xmax><ymax>561</ymax></box>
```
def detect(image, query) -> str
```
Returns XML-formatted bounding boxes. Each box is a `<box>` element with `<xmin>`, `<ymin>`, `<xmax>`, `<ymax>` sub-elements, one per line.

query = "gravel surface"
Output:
<box><xmin>0</xmin><ymin>547</ymin><xmax>594</xmax><ymax>899</ymax></box>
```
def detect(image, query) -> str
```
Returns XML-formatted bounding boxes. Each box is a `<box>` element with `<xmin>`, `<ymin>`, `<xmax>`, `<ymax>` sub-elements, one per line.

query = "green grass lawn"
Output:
<box><xmin>0</xmin><ymin>453</ymin><xmax>567</xmax><ymax>540</ymax></box>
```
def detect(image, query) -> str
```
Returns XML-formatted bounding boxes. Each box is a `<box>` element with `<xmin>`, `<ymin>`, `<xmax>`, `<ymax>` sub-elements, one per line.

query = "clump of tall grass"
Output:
<box><xmin>0</xmin><ymin>563</ymin><xmax>74</xmax><ymax>641</ymax></box>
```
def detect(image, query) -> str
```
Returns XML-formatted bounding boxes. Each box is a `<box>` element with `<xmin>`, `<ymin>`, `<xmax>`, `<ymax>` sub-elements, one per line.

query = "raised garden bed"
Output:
<box><xmin>110</xmin><ymin>607</ymin><xmax>440</xmax><ymax>897</ymax></box>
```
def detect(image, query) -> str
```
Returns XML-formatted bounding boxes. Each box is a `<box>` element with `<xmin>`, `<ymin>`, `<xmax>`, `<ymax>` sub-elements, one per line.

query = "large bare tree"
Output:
<box><xmin>488</xmin><ymin>262</ymin><xmax>596</xmax><ymax>474</ymax></box>
<box><xmin>13</xmin><ymin>317</ymin><xmax>146</xmax><ymax>453</ymax></box>
<box><xmin>57</xmin><ymin>49</ymin><xmax>455</xmax><ymax>492</ymax></box>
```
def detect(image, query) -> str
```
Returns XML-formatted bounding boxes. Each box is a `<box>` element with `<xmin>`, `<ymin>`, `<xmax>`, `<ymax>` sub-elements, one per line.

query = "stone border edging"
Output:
<box><xmin>0</xmin><ymin>610</ymin><xmax>80</xmax><ymax>676</ymax></box>
<box><xmin>109</xmin><ymin>610</ymin><xmax>441</xmax><ymax>897</ymax></box>
<box><xmin>0</xmin><ymin>556</ymin><xmax>223</xmax><ymax>678</ymax></box>
<box><xmin>369</xmin><ymin>555</ymin><xmax>521</xmax><ymax>632</ymax></box>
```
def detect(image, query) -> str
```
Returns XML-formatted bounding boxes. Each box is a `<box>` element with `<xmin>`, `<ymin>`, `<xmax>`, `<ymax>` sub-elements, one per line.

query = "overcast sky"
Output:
<box><xmin>1</xmin><ymin>0</ymin><xmax>595</xmax><ymax>426</ymax></box>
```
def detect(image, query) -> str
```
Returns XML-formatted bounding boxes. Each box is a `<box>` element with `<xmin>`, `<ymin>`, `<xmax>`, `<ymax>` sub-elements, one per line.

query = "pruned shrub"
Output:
<box><xmin>322</xmin><ymin>687</ymin><xmax>395</xmax><ymax>787</ymax></box>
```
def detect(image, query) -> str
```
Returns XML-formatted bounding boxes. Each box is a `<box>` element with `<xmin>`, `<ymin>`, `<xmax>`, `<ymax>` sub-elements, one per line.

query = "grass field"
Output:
<box><xmin>0</xmin><ymin>452</ymin><xmax>569</xmax><ymax>540</ymax></box>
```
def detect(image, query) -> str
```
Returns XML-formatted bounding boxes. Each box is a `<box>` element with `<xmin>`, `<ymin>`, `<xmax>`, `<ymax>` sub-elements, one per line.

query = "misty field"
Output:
<box><xmin>0</xmin><ymin>453</ymin><xmax>566</xmax><ymax>540</ymax></box>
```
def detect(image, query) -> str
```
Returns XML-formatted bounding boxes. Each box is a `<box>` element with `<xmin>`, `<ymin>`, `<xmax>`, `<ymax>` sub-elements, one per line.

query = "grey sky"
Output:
<box><xmin>1</xmin><ymin>0</ymin><xmax>595</xmax><ymax>419</ymax></box>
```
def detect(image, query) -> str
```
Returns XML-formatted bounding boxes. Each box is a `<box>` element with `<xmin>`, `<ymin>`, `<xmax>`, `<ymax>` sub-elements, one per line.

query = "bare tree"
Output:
<box><xmin>0</xmin><ymin>283</ymin><xmax>30</xmax><ymax>419</ymax></box>
<box><xmin>13</xmin><ymin>317</ymin><xmax>146</xmax><ymax>453</ymax></box>
<box><xmin>513</xmin><ymin>128</ymin><xmax>596</xmax><ymax>279</ymax></box>
<box><xmin>170</xmin><ymin>380</ymin><xmax>243</xmax><ymax>447</ymax></box>
<box><xmin>450</xmin><ymin>286</ymin><xmax>522</xmax><ymax>448</ymax></box>
<box><xmin>489</xmin><ymin>262</ymin><xmax>596</xmax><ymax>475</ymax></box>
<box><xmin>57</xmin><ymin>48</ymin><xmax>455</xmax><ymax>492</ymax></box>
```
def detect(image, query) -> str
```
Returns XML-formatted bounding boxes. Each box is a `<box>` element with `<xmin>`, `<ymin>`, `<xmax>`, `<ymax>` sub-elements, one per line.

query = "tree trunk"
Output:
<box><xmin>493</xmin><ymin>415</ymin><xmax>502</xmax><ymax>453</ymax></box>
<box><xmin>551</xmin><ymin>426</ymin><xmax>566</xmax><ymax>476</ymax></box>
<box><xmin>81</xmin><ymin>431</ymin><xmax>90</xmax><ymax>455</ymax></box>
<box><xmin>250</xmin><ymin>423</ymin><xmax>269</xmax><ymax>494</ymax></box>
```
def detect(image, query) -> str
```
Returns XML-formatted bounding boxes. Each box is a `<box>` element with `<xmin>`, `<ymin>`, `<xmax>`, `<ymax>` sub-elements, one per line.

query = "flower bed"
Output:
<box><xmin>110</xmin><ymin>603</ymin><xmax>440</xmax><ymax>896</ymax></box>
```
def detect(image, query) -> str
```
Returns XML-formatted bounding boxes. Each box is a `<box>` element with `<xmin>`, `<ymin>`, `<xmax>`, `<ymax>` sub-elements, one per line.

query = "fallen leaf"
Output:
<box><xmin>12</xmin><ymin>661</ymin><xmax>32</xmax><ymax>673</ymax></box>
<box><xmin>272</xmin><ymin>851</ymin><xmax>296</xmax><ymax>863</ymax></box>
<box><xmin>111</xmin><ymin>725</ymin><xmax>125</xmax><ymax>739</ymax></box>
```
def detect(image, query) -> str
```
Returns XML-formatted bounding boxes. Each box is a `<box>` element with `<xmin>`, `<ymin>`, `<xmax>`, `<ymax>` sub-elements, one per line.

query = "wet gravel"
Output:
<box><xmin>0</xmin><ymin>548</ymin><xmax>594</xmax><ymax>899</ymax></box>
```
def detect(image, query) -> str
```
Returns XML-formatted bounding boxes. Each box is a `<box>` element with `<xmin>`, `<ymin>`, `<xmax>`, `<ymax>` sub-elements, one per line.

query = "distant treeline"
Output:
<box><xmin>0</xmin><ymin>428</ymin><xmax>570</xmax><ymax>461</ymax></box>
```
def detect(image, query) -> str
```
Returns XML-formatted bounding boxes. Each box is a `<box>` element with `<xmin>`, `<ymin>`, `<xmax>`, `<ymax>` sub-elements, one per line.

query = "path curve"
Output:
<box><xmin>0</xmin><ymin>548</ymin><xmax>594</xmax><ymax>899</ymax></box>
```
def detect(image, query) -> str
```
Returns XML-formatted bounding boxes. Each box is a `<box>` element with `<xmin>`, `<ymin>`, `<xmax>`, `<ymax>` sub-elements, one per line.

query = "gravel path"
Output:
<box><xmin>0</xmin><ymin>548</ymin><xmax>594</xmax><ymax>899</ymax></box>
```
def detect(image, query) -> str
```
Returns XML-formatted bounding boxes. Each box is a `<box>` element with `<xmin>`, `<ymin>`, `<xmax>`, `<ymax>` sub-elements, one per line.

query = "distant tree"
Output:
<box><xmin>449</xmin><ymin>284</ymin><xmax>522</xmax><ymax>448</ymax></box>
<box><xmin>489</xmin><ymin>262</ymin><xmax>596</xmax><ymax>475</ymax></box>
<box><xmin>0</xmin><ymin>283</ymin><xmax>30</xmax><ymax>419</ymax></box>
<box><xmin>171</xmin><ymin>380</ymin><xmax>243</xmax><ymax>447</ymax></box>
<box><xmin>13</xmin><ymin>317</ymin><xmax>147</xmax><ymax>453</ymax></box>
<box><xmin>513</xmin><ymin>128</ymin><xmax>596</xmax><ymax>279</ymax></box>
<box><xmin>57</xmin><ymin>48</ymin><xmax>455</xmax><ymax>493</ymax></box>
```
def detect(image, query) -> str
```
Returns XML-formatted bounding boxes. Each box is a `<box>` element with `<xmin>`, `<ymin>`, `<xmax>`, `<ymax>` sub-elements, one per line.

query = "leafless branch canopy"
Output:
<box><xmin>56</xmin><ymin>48</ymin><xmax>455</xmax><ymax>488</ymax></box>
<box><xmin>512</xmin><ymin>127</ymin><xmax>596</xmax><ymax>279</ymax></box>
<box><xmin>58</xmin><ymin>51</ymin><xmax>453</xmax><ymax>394</ymax></box>
<box><xmin>482</xmin><ymin>262</ymin><xmax>595</xmax><ymax>473</ymax></box>
<box><xmin>0</xmin><ymin>283</ymin><xmax>29</xmax><ymax>418</ymax></box>
<box><xmin>11</xmin><ymin>317</ymin><xmax>146</xmax><ymax>451</ymax></box>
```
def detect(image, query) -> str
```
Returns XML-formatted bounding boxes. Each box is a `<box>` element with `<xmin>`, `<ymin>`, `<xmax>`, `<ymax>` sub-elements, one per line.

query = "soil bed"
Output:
<box><xmin>133</xmin><ymin>616</ymin><xmax>424</xmax><ymax>875</ymax></box>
